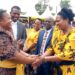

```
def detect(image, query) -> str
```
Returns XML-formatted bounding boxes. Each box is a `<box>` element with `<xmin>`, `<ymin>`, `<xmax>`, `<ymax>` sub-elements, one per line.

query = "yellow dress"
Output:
<box><xmin>47</xmin><ymin>26</ymin><xmax>75</xmax><ymax>75</ymax></box>
<box><xmin>24</xmin><ymin>28</ymin><xmax>40</xmax><ymax>75</ymax></box>
<box><xmin>24</xmin><ymin>28</ymin><xmax>40</xmax><ymax>52</ymax></box>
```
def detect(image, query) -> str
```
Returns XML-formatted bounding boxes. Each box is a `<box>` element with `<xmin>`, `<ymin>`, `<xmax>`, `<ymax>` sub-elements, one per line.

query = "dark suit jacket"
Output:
<box><xmin>17</xmin><ymin>21</ymin><xmax>27</xmax><ymax>44</ymax></box>
<box><xmin>35</xmin><ymin>28</ymin><xmax>53</xmax><ymax>54</ymax></box>
<box><xmin>34</xmin><ymin>28</ymin><xmax>54</xmax><ymax>75</ymax></box>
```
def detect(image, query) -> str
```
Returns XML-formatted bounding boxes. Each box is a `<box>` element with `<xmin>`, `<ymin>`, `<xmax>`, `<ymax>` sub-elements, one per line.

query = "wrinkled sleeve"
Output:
<box><xmin>46</xmin><ymin>47</ymin><xmax>53</xmax><ymax>55</ymax></box>
<box><xmin>57</xmin><ymin>33</ymin><xmax>75</xmax><ymax>61</ymax></box>
<box><xmin>33</xmin><ymin>33</ymin><xmax>39</xmax><ymax>44</ymax></box>
<box><xmin>0</xmin><ymin>33</ymin><xmax>19</xmax><ymax>60</ymax></box>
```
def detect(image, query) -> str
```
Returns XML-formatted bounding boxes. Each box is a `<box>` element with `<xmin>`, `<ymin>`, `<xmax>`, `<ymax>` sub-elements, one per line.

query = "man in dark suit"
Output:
<box><xmin>34</xmin><ymin>17</ymin><xmax>54</xmax><ymax>75</ymax></box>
<box><xmin>10</xmin><ymin>6</ymin><xmax>27</xmax><ymax>49</ymax></box>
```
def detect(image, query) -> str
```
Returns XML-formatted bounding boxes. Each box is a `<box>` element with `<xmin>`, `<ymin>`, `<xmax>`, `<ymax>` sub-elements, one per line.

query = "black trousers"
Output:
<box><xmin>33</xmin><ymin>62</ymin><xmax>54</xmax><ymax>75</ymax></box>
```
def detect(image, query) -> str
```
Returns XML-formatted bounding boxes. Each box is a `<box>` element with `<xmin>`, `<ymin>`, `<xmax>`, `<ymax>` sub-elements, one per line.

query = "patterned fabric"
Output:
<box><xmin>47</xmin><ymin>26</ymin><xmax>75</xmax><ymax>75</ymax></box>
<box><xmin>40</xmin><ymin>31</ymin><xmax>48</xmax><ymax>55</ymax></box>
<box><xmin>0</xmin><ymin>68</ymin><xmax>16</xmax><ymax>75</ymax></box>
<box><xmin>0</xmin><ymin>26</ymin><xmax>19</xmax><ymax>75</ymax></box>
<box><xmin>52</xmin><ymin>28</ymin><xmax>75</xmax><ymax>61</ymax></box>
<box><xmin>60</xmin><ymin>64</ymin><xmax>75</xmax><ymax>75</ymax></box>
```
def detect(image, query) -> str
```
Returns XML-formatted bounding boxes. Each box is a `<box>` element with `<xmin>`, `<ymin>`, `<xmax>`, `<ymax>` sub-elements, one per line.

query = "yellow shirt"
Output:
<box><xmin>24</xmin><ymin>28</ymin><xmax>40</xmax><ymax>51</ymax></box>
<box><xmin>47</xmin><ymin>26</ymin><xmax>75</xmax><ymax>61</ymax></box>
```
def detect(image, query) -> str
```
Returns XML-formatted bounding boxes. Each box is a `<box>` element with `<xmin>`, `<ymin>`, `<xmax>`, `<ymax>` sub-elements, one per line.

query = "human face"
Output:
<box><xmin>56</xmin><ymin>15</ymin><xmax>68</xmax><ymax>30</ymax></box>
<box><xmin>0</xmin><ymin>12</ymin><xmax>12</xmax><ymax>31</ymax></box>
<box><xmin>10</xmin><ymin>8</ymin><xmax>21</xmax><ymax>22</ymax></box>
<box><xmin>44</xmin><ymin>18</ymin><xmax>52</xmax><ymax>30</ymax></box>
<box><xmin>34</xmin><ymin>19</ymin><xmax>41</xmax><ymax>31</ymax></box>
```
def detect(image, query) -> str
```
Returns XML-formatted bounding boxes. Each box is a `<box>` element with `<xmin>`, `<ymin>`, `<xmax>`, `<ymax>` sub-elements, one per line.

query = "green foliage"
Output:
<box><xmin>60</xmin><ymin>0</ymin><xmax>71</xmax><ymax>9</ymax></box>
<box><xmin>51</xmin><ymin>12</ymin><xmax>55</xmax><ymax>16</ymax></box>
<box><xmin>49</xmin><ymin>6</ymin><xmax>53</xmax><ymax>11</ymax></box>
<box><xmin>35</xmin><ymin>3</ymin><xmax>47</xmax><ymax>15</ymax></box>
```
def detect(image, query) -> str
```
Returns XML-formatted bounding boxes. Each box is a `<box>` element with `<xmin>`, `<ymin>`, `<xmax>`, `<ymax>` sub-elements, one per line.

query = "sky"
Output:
<box><xmin>0</xmin><ymin>0</ymin><xmax>75</xmax><ymax>17</ymax></box>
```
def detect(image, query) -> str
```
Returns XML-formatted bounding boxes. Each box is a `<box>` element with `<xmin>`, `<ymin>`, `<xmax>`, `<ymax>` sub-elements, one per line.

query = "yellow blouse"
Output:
<box><xmin>24</xmin><ymin>28</ymin><xmax>40</xmax><ymax>51</ymax></box>
<box><xmin>47</xmin><ymin>26</ymin><xmax>75</xmax><ymax>61</ymax></box>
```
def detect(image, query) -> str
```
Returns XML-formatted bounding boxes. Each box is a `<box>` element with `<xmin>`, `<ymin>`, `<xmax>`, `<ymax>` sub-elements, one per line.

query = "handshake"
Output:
<box><xmin>30</xmin><ymin>55</ymin><xmax>45</xmax><ymax>70</ymax></box>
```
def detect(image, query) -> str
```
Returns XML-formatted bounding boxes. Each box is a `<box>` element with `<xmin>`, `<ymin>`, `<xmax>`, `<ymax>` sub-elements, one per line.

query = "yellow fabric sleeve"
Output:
<box><xmin>46</xmin><ymin>47</ymin><xmax>53</xmax><ymax>55</ymax></box>
<box><xmin>57</xmin><ymin>33</ymin><xmax>75</xmax><ymax>61</ymax></box>
<box><xmin>33</xmin><ymin>32</ymin><xmax>39</xmax><ymax>44</ymax></box>
<box><xmin>24</xmin><ymin>29</ymin><xmax>39</xmax><ymax>51</ymax></box>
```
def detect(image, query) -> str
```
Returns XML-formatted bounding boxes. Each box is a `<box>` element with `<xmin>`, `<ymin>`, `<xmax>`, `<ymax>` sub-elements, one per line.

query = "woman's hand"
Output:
<box><xmin>32</xmin><ymin>55</ymin><xmax>44</xmax><ymax>69</ymax></box>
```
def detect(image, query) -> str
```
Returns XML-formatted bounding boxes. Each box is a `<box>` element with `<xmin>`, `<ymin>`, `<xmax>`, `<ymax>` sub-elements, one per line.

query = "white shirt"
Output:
<box><xmin>11</xmin><ymin>21</ymin><xmax>17</xmax><ymax>40</ymax></box>
<box><xmin>40</xmin><ymin>29</ymin><xmax>52</xmax><ymax>55</ymax></box>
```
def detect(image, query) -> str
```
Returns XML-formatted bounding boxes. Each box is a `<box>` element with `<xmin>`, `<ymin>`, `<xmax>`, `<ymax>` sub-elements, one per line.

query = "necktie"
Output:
<box><xmin>40</xmin><ymin>31</ymin><xmax>48</xmax><ymax>55</ymax></box>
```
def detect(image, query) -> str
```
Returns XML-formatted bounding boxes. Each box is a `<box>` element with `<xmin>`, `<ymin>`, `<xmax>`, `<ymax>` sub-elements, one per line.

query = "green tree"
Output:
<box><xmin>60</xmin><ymin>0</ymin><xmax>71</xmax><ymax>9</ymax></box>
<box><xmin>35</xmin><ymin>0</ymin><xmax>53</xmax><ymax>15</ymax></box>
<box><xmin>49</xmin><ymin>5</ymin><xmax>53</xmax><ymax>11</ymax></box>
<box><xmin>35</xmin><ymin>2</ymin><xmax>47</xmax><ymax>15</ymax></box>
<box><xmin>51</xmin><ymin>12</ymin><xmax>55</xmax><ymax>16</ymax></box>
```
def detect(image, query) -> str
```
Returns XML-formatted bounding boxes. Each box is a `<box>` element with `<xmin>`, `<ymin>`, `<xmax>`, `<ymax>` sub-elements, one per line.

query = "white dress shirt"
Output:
<box><xmin>11</xmin><ymin>21</ymin><xmax>17</xmax><ymax>40</ymax></box>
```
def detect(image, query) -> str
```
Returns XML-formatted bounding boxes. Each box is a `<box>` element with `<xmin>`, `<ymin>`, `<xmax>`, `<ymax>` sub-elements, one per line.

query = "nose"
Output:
<box><xmin>15</xmin><ymin>14</ymin><xmax>20</xmax><ymax>18</ymax></box>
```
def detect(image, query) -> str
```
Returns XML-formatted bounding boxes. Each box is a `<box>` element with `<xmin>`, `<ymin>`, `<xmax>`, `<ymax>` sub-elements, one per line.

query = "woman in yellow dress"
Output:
<box><xmin>23</xmin><ymin>18</ymin><xmax>41</xmax><ymax>53</ymax></box>
<box><xmin>23</xmin><ymin>18</ymin><xmax>41</xmax><ymax>75</ymax></box>
<box><xmin>32</xmin><ymin>8</ymin><xmax>75</xmax><ymax>75</ymax></box>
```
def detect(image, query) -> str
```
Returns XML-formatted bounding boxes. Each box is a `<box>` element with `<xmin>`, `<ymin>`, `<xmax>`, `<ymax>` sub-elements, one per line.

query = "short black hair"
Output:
<box><xmin>11</xmin><ymin>6</ymin><xmax>21</xmax><ymax>12</ymax></box>
<box><xmin>0</xmin><ymin>9</ymin><xmax>6</xmax><ymax>20</ymax></box>
<box><xmin>36</xmin><ymin>18</ymin><xmax>41</xmax><ymax>22</ymax></box>
<box><xmin>58</xmin><ymin>8</ymin><xmax>74</xmax><ymax>23</ymax></box>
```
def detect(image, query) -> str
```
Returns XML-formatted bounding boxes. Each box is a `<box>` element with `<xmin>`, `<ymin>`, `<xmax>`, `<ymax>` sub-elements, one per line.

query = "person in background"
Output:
<box><xmin>32</xmin><ymin>8</ymin><xmax>75</xmax><ymax>75</ymax></box>
<box><xmin>0</xmin><ymin>9</ymin><xmax>37</xmax><ymax>75</ymax></box>
<box><xmin>24</xmin><ymin>20</ymin><xmax>29</xmax><ymax>28</ymax></box>
<box><xmin>10</xmin><ymin>6</ymin><xmax>27</xmax><ymax>75</ymax></box>
<box><xmin>10</xmin><ymin>6</ymin><xmax>27</xmax><ymax>50</ymax></box>
<box><xmin>33</xmin><ymin>17</ymin><xmax>54</xmax><ymax>75</ymax></box>
<box><xmin>23</xmin><ymin>18</ymin><xmax>41</xmax><ymax>75</ymax></box>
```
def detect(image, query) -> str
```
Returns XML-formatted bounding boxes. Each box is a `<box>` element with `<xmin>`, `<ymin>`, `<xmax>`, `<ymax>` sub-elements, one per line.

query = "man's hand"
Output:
<box><xmin>17</xmin><ymin>39</ymin><xmax>23</xmax><ymax>45</ymax></box>
<box><xmin>17</xmin><ymin>39</ymin><xmax>23</xmax><ymax>49</ymax></box>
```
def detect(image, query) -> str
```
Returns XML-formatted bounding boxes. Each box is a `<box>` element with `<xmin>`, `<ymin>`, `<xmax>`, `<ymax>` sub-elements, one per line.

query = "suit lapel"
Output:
<box><xmin>37</xmin><ymin>30</ymin><xmax>45</xmax><ymax>53</ymax></box>
<box><xmin>40</xmin><ymin>30</ymin><xmax>45</xmax><ymax>43</ymax></box>
<box><xmin>17</xmin><ymin>21</ymin><xmax>21</xmax><ymax>40</ymax></box>
<box><xmin>44</xmin><ymin>28</ymin><xmax>53</xmax><ymax>51</ymax></box>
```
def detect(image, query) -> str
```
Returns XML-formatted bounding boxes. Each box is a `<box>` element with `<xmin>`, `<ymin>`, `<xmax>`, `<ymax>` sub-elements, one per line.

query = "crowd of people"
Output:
<box><xmin>0</xmin><ymin>5</ymin><xmax>75</xmax><ymax>75</ymax></box>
